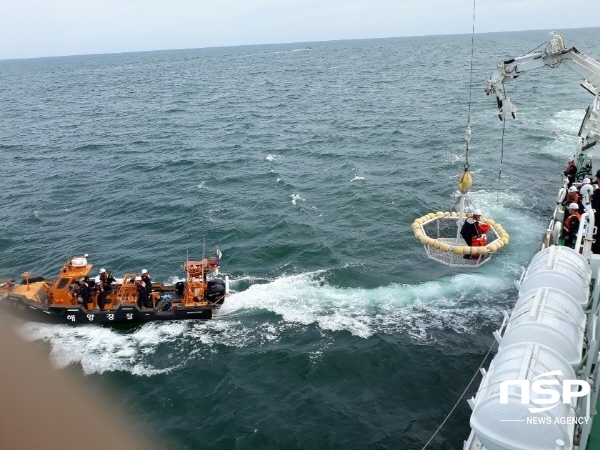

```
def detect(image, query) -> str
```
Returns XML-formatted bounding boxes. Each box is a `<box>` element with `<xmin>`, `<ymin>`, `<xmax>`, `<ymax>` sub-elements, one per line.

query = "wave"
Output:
<box><xmin>17</xmin><ymin>264</ymin><xmax>514</xmax><ymax>376</ymax></box>
<box><xmin>14</xmin><ymin>180</ymin><xmax>540</xmax><ymax>377</ymax></box>
<box><xmin>18</xmin><ymin>320</ymin><xmax>187</xmax><ymax>376</ymax></box>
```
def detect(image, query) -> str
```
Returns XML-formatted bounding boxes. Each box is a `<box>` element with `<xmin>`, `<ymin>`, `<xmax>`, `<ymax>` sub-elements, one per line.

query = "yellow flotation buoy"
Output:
<box><xmin>412</xmin><ymin>211</ymin><xmax>510</xmax><ymax>257</ymax></box>
<box><xmin>438</xmin><ymin>242</ymin><xmax>451</xmax><ymax>252</ymax></box>
<box><xmin>486</xmin><ymin>242</ymin><xmax>499</xmax><ymax>252</ymax></box>
<box><xmin>453</xmin><ymin>246</ymin><xmax>465</xmax><ymax>255</ymax></box>
<box><xmin>412</xmin><ymin>160</ymin><xmax>508</xmax><ymax>265</ymax></box>
<box><xmin>458</xmin><ymin>171</ymin><xmax>473</xmax><ymax>194</ymax></box>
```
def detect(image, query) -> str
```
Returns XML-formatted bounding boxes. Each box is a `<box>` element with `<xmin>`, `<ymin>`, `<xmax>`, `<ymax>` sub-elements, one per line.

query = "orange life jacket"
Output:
<box><xmin>564</xmin><ymin>211</ymin><xmax>581</xmax><ymax>232</ymax></box>
<box><xmin>471</xmin><ymin>236</ymin><xmax>487</xmax><ymax>247</ymax></box>
<box><xmin>477</xmin><ymin>223</ymin><xmax>491</xmax><ymax>234</ymax></box>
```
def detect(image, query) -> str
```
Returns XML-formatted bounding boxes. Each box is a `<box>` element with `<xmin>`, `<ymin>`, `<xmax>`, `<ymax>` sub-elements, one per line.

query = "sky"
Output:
<box><xmin>2</xmin><ymin>0</ymin><xmax>600</xmax><ymax>60</ymax></box>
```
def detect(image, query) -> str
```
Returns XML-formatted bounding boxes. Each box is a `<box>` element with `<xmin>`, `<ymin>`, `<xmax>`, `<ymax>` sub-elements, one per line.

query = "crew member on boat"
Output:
<box><xmin>78</xmin><ymin>278</ymin><xmax>91</xmax><ymax>310</ymax></box>
<box><xmin>97</xmin><ymin>268</ymin><xmax>110</xmax><ymax>311</ymax></box>
<box><xmin>564</xmin><ymin>202</ymin><xmax>581</xmax><ymax>248</ymax></box>
<box><xmin>135</xmin><ymin>276</ymin><xmax>149</xmax><ymax>308</ymax></box>
<box><xmin>141</xmin><ymin>269</ymin><xmax>152</xmax><ymax>304</ymax></box>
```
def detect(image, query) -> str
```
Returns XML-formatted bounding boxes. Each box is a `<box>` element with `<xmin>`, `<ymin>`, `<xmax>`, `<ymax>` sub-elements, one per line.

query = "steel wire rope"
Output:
<box><xmin>420</xmin><ymin>338</ymin><xmax>497</xmax><ymax>450</ymax></box>
<box><xmin>497</xmin><ymin>111</ymin><xmax>507</xmax><ymax>202</ymax></box>
<box><xmin>421</xmin><ymin>2</ymin><xmax>484</xmax><ymax>445</ymax></box>
<box><xmin>463</xmin><ymin>0</ymin><xmax>477</xmax><ymax>173</ymax></box>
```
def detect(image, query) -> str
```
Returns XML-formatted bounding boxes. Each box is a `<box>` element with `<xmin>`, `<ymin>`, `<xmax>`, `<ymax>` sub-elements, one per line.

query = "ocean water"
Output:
<box><xmin>1</xmin><ymin>28</ymin><xmax>600</xmax><ymax>449</ymax></box>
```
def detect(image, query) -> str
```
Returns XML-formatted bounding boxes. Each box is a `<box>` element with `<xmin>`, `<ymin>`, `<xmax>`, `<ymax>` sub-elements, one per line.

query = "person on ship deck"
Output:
<box><xmin>563</xmin><ymin>203</ymin><xmax>581</xmax><ymax>249</ymax></box>
<box><xmin>563</xmin><ymin>185</ymin><xmax>580</xmax><ymax>208</ymax></box>
<box><xmin>564</xmin><ymin>157</ymin><xmax>577</xmax><ymax>187</ymax></box>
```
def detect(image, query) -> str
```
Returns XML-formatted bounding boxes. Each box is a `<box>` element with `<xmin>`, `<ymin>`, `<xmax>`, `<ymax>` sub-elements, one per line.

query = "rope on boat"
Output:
<box><xmin>420</xmin><ymin>338</ymin><xmax>497</xmax><ymax>450</ymax></box>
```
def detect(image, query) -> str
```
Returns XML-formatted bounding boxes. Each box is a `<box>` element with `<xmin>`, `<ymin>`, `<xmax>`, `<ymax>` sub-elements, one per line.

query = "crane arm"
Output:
<box><xmin>485</xmin><ymin>32</ymin><xmax>600</xmax><ymax>144</ymax></box>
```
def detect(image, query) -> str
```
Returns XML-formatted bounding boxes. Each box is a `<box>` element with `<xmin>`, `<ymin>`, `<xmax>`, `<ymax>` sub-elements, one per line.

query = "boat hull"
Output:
<box><xmin>0</xmin><ymin>294</ymin><xmax>212</xmax><ymax>324</ymax></box>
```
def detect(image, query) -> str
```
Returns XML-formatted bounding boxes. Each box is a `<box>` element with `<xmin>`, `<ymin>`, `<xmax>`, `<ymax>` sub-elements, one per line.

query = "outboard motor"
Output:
<box><xmin>206</xmin><ymin>279</ymin><xmax>226</xmax><ymax>305</ymax></box>
<box><xmin>175</xmin><ymin>281</ymin><xmax>185</xmax><ymax>296</ymax></box>
<box><xmin>156</xmin><ymin>297</ymin><xmax>173</xmax><ymax>312</ymax></box>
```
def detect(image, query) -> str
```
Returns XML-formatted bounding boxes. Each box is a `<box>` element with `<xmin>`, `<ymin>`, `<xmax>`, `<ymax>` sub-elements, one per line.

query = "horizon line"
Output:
<box><xmin>2</xmin><ymin>25</ymin><xmax>598</xmax><ymax>63</ymax></box>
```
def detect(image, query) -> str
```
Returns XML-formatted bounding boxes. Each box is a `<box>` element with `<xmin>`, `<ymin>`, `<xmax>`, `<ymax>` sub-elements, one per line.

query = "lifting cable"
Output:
<box><xmin>420</xmin><ymin>339</ymin><xmax>497</xmax><ymax>450</ymax></box>
<box><xmin>463</xmin><ymin>0</ymin><xmax>477</xmax><ymax>173</ymax></box>
<box><xmin>421</xmin><ymin>3</ymin><xmax>487</xmax><ymax>448</ymax></box>
<box><xmin>495</xmin><ymin>38</ymin><xmax>544</xmax><ymax>203</ymax></box>
<box><xmin>497</xmin><ymin>115</ymin><xmax>507</xmax><ymax>202</ymax></box>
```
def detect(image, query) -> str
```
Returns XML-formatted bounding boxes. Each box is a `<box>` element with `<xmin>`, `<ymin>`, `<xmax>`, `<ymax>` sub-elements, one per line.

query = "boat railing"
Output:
<box><xmin>114</xmin><ymin>273</ymin><xmax>141</xmax><ymax>306</ymax></box>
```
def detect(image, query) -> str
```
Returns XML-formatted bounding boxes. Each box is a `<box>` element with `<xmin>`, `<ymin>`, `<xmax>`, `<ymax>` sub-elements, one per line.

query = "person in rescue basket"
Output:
<box><xmin>460</xmin><ymin>209</ymin><xmax>481</xmax><ymax>257</ymax></box>
<box><xmin>460</xmin><ymin>209</ymin><xmax>491</xmax><ymax>259</ymax></box>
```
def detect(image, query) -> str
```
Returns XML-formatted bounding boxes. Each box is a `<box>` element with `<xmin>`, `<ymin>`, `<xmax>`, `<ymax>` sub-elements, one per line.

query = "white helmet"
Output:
<box><xmin>472</xmin><ymin>209</ymin><xmax>482</xmax><ymax>216</ymax></box>
<box><xmin>583</xmin><ymin>178</ymin><xmax>591</xmax><ymax>184</ymax></box>
<box><xmin>141</xmin><ymin>269</ymin><xmax>148</xmax><ymax>274</ymax></box>
<box><xmin>99</xmin><ymin>268</ymin><xmax>106</xmax><ymax>274</ymax></box>
<box><xmin>135</xmin><ymin>276</ymin><xmax>142</xmax><ymax>281</ymax></box>
<box><xmin>568</xmin><ymin>186</ymin><xmax>577</xmax><ymax>193</ymax></box>
<box><xmin>568</xmin><ymin>203</ymin><xmax>579</xmax><ymax>211</ymax></box>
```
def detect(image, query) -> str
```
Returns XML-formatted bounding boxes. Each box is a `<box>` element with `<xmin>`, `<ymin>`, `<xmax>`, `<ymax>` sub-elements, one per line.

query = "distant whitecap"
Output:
<box><xmin>290</xmin><ymin>194</ymin><xmax>305</xmax><ymax>205</ymax></box>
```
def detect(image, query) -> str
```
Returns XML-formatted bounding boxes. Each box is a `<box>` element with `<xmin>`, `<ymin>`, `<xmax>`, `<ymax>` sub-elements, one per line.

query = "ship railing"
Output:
<box><xmin>591</xmin><ymin>268</ymin><xmax>600</xmax><ymax>317</ymax></box>
<box><xmin>557</xmin><ymin>185</ymin><xmax>567</xmax><ymax>206</ymax></box>
<box><xmin>542</xmin><ymin>181</ymin><xmax>569</xmax><ymax>248</ymax></box>
<box><xmin>492</xmin><ymin>310</ymin><xmax>511</xmax><ymax>344</ymax></box>
<box><xmin>575</xmin><ymin>205</ymin><xmax>596</xmax><ymax>259</ymax></box>
<box><xmin>582</xmin><ymin>318</ymin><xmax>598</xmax><ymax>381</ymax></box>
<box><xmin>578</xmin><ymin>271</ymin><xmax>600</xmax><ymax>449</ymax></box>
<box><xmin>577</xmin><ymin>346</ymin><xmax>598</xmax><ymax>450</ymax></box>
<box><xmin>574</xmin><ymin>212</ymin><xmax>589</xmax><ymax>253</ymax></box>
<box><xmin>543</xmin><ymin>203</ymin><xmax>564</xmax><ymax>248</ymax></box>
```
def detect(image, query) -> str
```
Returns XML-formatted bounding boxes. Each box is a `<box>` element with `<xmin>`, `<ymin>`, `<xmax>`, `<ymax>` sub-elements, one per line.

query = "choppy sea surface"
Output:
<box><xmin>1</xmin><ymin>27</ymin><xmax>600</xmax><ymax>449</ymax></box>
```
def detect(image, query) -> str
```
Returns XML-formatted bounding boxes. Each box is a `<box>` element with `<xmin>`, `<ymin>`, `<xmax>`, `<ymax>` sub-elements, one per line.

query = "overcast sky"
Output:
<box><xmin>2</xmin><ymin>0</ymin><xmax>599</xmax><ymax>60</ymax></box>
